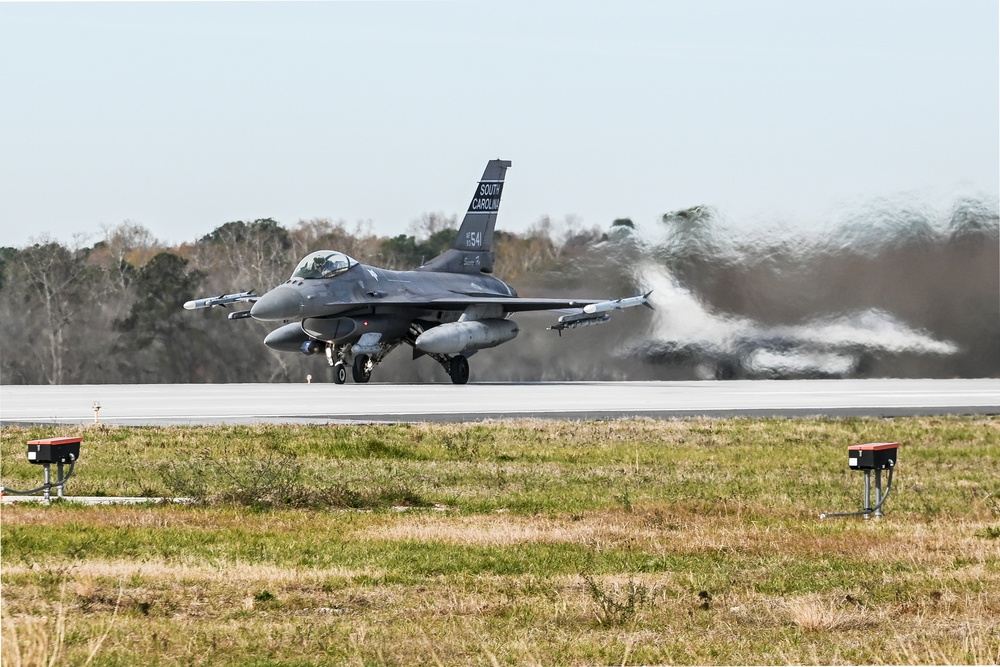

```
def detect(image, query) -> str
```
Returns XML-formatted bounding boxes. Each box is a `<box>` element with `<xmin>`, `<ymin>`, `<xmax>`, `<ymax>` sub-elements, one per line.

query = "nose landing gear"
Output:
<box><xmin>325</xmin><ymin>343</ymin><xmax>384</xmax><ymax>384</ymax></box>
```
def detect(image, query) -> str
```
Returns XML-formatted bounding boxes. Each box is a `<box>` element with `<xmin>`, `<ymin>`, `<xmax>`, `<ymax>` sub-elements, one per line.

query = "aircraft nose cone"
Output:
<box><xmin>250</xmin><ymin>286</ymin><xmax>305</xmax><ymax>321</ymax></box>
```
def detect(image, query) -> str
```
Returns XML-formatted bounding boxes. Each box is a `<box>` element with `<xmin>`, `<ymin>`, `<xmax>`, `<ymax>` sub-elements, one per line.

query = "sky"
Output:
<box><xmin>2</xmin><ymin>0</ymin><xmax>997</xmax><ymax>249</ymax></box>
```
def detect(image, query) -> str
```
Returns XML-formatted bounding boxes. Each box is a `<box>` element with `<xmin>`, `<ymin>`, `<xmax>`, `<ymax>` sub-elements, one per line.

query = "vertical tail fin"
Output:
<box><xmin>419</xmin><ymin>159</ymin><xmax>512</xmax><ymax>274</ymax></box>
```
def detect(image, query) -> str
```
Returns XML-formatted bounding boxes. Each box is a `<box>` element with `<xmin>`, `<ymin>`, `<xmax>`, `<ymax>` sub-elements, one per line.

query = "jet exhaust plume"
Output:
<box><xmin>399</xmin><ymin>193</ymin><xmax>996</xmax><ymax>382</ymax></box>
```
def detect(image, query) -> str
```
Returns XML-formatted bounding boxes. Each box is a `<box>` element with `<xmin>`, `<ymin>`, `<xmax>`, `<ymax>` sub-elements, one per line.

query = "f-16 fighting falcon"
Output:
<box><xmin>185</xmin><ymin>160</ymin><xmax>651</xmax><ymax>384</ymax></box>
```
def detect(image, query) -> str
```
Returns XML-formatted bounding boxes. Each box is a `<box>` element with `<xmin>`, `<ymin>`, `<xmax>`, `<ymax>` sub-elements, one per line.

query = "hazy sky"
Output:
<box><xmin>3</xmin><ymin>0</ymin><xmax>997</xmax><ymax>249</ymax></box>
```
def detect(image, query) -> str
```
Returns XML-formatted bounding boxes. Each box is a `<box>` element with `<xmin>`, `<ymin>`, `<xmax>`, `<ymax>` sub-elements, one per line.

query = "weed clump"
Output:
<box><xmin>581</xmin><ymin>574</ymin><xmax>649</xmax><ymax>625</ymax></box>
<box><xmin>155</xmin><ymin>442</ymin><xmax>428</xmax><ymax>510</ymax></box>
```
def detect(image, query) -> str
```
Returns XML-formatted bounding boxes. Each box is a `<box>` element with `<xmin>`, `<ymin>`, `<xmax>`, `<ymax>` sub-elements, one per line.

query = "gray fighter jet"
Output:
<box><xmin>185</xmin><ymin>160</ymin><xmax>650</xmax><ymax>384</ymax></box>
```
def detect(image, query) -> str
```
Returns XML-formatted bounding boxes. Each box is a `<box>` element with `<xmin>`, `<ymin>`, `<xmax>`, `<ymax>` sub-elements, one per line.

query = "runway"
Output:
<box><xmin>2</xmin><ymin>379</ymin><xmax>998</xmax><ymax>426</ymax></box>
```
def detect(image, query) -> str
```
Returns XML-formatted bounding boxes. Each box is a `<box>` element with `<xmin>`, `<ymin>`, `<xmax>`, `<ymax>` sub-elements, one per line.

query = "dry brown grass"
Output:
<box><xmin>9</xmin><ymin>508</ymin><xmax>995</xmax><ymax>664</ymax></box>
<box><xmin>363</xmin><ymin>509</ymin><xmax>661</xmax><ymax>546</ymax></box>
<box><xmin>364</xmin><ymin>507</ymin><xmax>997</xmax><ymax>568</ymax></box>
<box><xmin>3</xmin><ymin>417</ymin><xmax>999</xmax><ymax>665</ymax></box>
<box><xmin>783</xmin><ymin>594</ymin><xmax>870</xmax><ymax>632</ymax></box>
<box><xmin>1</xmin><ymin>586</ymin><xmax>67</xmax><ymax>667</ymax></box>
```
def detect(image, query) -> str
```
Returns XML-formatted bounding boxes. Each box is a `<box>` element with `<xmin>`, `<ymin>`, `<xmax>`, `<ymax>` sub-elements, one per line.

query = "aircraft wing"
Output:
<box><xmin>431</xmin><ymin>296</ymin><xmax>603</xmax><ymax>312</ymax></box>
<box><xmin>391</xmin><ymin>292</ymin><xmax>653</xmax><ymax>331</ymax></box>
<box><xmin>355</xmin><ymin>293</ymin><xmax>648</xmax><ymax>313</ymax></box>
<box><xmin>316</xmin><ymin>294</ymin><xmax>600</xmax><ymax>311</ymax></box>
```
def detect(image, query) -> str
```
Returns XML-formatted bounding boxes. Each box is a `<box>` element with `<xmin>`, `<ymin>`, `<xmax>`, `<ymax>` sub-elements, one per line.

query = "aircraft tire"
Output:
<box><xmin>449</xmin><ymin>355</ymin><xmax>470</xmax><ymax>385</ymax></box>
<box><xmin>352</xmin><ymin>355</ymin><xmax>372</xmax><ymax>384</ymax></box>
<box><xmin>333</xmin><ymin>363</ymin><xmax>347</xmax><ymax>385</ymax></box>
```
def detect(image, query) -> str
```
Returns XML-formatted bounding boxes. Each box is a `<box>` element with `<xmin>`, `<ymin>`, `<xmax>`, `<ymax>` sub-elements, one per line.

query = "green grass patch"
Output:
<box><xmin>2</xmin><ymin>416</ymin><xmax>999</xmax><ymax>665</ymax></box>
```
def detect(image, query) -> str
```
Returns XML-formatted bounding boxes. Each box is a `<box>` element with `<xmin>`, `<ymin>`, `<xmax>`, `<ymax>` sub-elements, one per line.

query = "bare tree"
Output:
<box><xmin>3</xmin><ymin>238</ymin><xmax>97</xmax><ymax>384</ymax></box>
<box><xmin>93</xmin><ymin>220</ymin><xmax>162</xmax><ymax>291</ymax></box>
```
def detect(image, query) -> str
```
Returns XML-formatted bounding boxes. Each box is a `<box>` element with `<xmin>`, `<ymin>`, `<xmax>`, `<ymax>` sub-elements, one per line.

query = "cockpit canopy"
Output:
<box><xmin>291</xmin><ymin>251</ymin><xmax>358</xmax><ymax>279</ymax></box>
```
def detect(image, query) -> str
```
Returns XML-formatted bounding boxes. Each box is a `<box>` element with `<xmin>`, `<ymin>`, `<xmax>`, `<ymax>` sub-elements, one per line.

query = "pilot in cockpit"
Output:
<box><xmin>292</xmin><ymin>250</ymin><xmax>357</xmax><ymax>280</ymax></box>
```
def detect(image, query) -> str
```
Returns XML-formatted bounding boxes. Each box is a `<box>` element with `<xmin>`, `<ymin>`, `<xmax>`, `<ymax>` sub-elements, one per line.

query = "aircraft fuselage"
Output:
<box><xmin>250</xmin><ymin>263</ymin><xmax>518</xmax><ymax>323</ymax></box>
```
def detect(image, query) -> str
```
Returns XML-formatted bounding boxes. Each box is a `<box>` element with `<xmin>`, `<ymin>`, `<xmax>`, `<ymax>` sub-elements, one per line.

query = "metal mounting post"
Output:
<box><xmin>874</xmin><ymin>469</ymin><xmax>884</xmax><ymax>519</ymax></box>
<box><xmin>821</xmin><ymin>442</ymin><xmax>898</xmax><ymax>520</ymax></box>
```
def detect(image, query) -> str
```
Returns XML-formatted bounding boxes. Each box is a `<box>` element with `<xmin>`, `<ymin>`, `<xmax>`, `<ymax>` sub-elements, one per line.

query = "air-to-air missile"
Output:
<box><xmin>583</xmin><ymin>292</ymin><xmax>652</xmax><ymax>314</ymax></box>
<box><xmin>549</xmin><ymin>292</ymin><xmax>652</xmax><ymax>334</ymax></box>
<box><xmin>183</xmin><ymin>291</ymin><xmax>257</xmax><ymax>311</ymax></box>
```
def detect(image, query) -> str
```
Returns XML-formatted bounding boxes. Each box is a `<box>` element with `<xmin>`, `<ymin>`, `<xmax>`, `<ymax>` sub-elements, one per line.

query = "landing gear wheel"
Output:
<box><xmin>449</xmin><ymin>355</ymin><xmax>470</xmax><ymax>385</ymax></box>
<box><xmin>352</xmin><ymin>354</ymin><xmax>372</xmax><ymax>384</ymax></box>
<box><xmin>333</xmin><ymin>363</ymin><xmax>347</xmax><ymax>385</ymax></box>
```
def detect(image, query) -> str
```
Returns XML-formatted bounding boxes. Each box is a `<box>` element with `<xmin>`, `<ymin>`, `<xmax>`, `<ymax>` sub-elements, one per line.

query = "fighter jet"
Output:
<box><xmin>185</xmin><ymin>160</ymin><xmax>650</xmax><ymax>384</ymax></box>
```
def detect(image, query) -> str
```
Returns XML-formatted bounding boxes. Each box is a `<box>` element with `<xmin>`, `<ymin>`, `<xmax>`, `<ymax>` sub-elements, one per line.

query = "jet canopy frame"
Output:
<box><xmin>291</xmin><ymin>251</ymin><xmax>358</xmax><ymax>280</ymax></box>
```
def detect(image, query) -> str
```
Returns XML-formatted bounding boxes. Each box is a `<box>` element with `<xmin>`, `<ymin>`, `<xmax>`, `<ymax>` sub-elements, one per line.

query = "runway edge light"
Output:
<box><xmin>27</xmin><ymin>436</ymin><xmax>82</xmax><ymax>465</ymax></box>
<box><xmin>848</xmin><ymin>442</ymin><xmax>898</xmax><ymax>471</ymax></box>
<box><xmin>821</xmin><ymin>442</ymin><xmax>898</xmax><ymax>521</ymax></box>
<box><xmin>0</xmin><ymin>436</ymin><xmax>81</xmax><ymax>503</ymax></box>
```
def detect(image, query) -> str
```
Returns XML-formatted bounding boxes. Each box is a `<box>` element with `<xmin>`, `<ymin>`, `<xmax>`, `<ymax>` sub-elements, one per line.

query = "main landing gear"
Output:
<box><xmin>422</xmin><ymin>353</ymin><xmax>471</xmax><ymax>384</ymax></box>
<box><xmin>352</xmin><ymin>354</ymin><xmax>373</xmax><ymax>384</ymax></box>
<box><xmin>323</xmin><ymin>341</ymin><xmax>471</xmax><ymax>384</ymax></box>
<box><xmin>448</xmin><ymin>355</ymin><xmax>470</xmax><ymax>385</ymax></box>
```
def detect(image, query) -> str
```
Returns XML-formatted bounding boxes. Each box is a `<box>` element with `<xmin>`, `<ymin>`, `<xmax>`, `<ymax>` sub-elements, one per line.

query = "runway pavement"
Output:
<box><xmin>2</xmin><ymin>379</ymin><xmax>998</xmax><ymax>425</ymax></box>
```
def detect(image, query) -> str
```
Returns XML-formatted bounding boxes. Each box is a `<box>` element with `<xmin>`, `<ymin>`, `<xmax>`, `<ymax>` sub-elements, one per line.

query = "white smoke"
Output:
<box><xmin>632</xmin><ymin>262</ymin><xmax>958</xmax><ymax>378</ymax></box>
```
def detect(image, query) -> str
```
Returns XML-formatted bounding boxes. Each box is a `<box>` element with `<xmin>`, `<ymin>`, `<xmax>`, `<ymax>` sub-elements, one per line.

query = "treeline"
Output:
<box><xmin>2</xmin><ymin>198</ymin><xmax>997</xmax><ymax>385</ymax></box>
<box><xmin>0</xmin><ymin>216</ymin><xmax>610</xmax><ymax>385</ymax></box>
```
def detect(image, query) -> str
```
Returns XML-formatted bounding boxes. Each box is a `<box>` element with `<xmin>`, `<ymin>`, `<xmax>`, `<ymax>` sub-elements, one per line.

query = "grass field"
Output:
<box><xmin>2</xmin><ymin>417</ymin><xmax>998</xmax><ymax>666</ymax></box>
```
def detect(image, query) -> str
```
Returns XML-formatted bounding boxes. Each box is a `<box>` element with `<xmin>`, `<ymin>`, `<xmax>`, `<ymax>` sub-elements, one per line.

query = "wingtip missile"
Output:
<box><xmin>549</xmin><ymin>291</ymin><xmax>652</xmax><ymax>333</ymax></box>
<box><xmin>183</xmin><ymin>297</ymin><xmax>213</xmax><ymax>310</ymax></box>
<box><xmin>183</xmin><ymin>290</ymin><xmax>258</xmax><ymax>310</ymax></box>
<box><xmin>582</xmin><ymin>291</ymin><xmax>653</xmax><ymax>315</ymax></box>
